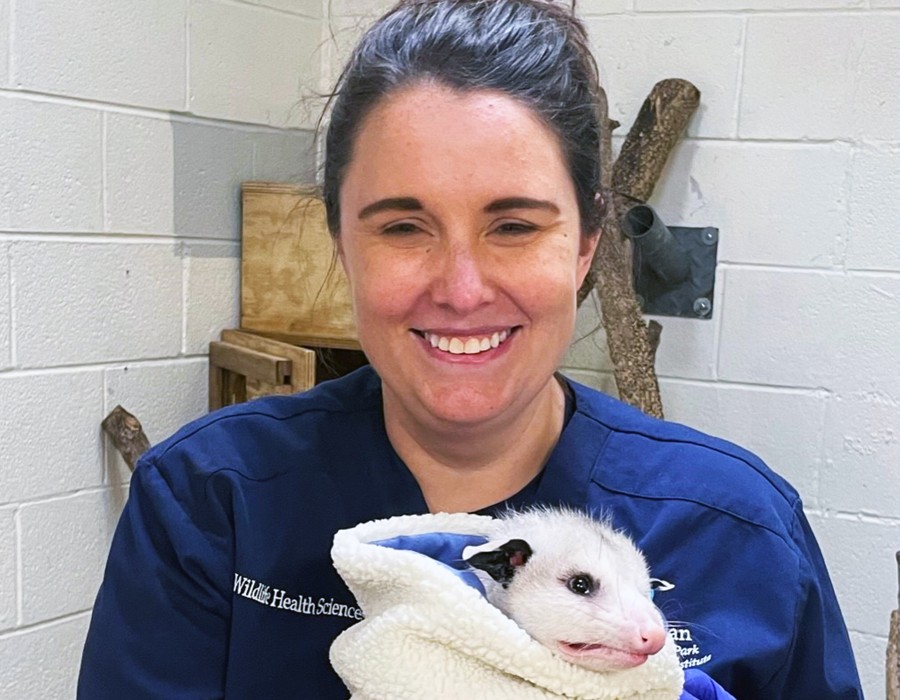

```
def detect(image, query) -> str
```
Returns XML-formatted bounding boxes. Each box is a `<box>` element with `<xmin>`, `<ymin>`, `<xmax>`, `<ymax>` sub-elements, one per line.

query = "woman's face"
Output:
<box><xmin>338</xmin><ymin>84</ymin><xmax>598</xmax><ymax>430</ymax></box>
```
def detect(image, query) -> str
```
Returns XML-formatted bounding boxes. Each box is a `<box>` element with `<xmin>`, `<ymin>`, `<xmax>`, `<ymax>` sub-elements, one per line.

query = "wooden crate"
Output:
<box><xmin>210</xmin><ymin>182</ymin><xmax>367</xmax><ymax>411</ymax></box>
<box><xmin>240</xmin><ymin>181</ymin><xmax>359</xmax><ymax>349</ymax></box>
<box><xmin>209</xmin><ymin>329</ymin><xmax>316</xmax><ymax>410</ymax></box>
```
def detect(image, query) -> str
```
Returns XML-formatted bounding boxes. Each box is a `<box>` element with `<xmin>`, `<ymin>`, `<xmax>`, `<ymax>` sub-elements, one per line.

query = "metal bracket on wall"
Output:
<box><xmin>622</xmin><ymin>204</ymin><xmax>719</xmax><ymax>319</ymax></box>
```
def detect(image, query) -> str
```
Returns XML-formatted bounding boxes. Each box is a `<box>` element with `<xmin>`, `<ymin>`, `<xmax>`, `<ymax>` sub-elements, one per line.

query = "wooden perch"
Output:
<box><xmin>890</xmin><ymin>609</ymin><xmax>898</xmax><ymax>700</ymax></box>
<box><xmin>102</xmin><ymin>405</ymin><xmax>150</xmax><ymax>471</ymax></box>
<box><xmin>613</xmin><ymin>79</ymin><xmax>702</xmax><ymax>202</ymax></box>
<box><xmin>580</xmin><ymin>79</ymin><xmax>700</xmax><ymax>419</ymax></box>
<box><xmin>889</xmin><ymin>550</ymin><xmax>900</xmax><ymax>700</ymax></box>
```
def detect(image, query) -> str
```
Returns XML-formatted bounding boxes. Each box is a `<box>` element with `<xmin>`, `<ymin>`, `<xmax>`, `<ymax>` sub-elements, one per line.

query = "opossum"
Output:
<box><xmin>463</xmin><ymin>507</ymin><xmax>669</xmax><ymax>673</ymax></box>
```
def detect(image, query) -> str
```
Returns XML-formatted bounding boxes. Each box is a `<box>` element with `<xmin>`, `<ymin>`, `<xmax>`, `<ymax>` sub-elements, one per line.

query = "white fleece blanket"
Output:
<box><xmin>330</xmin><ymin>512</ymin><xmax>684</xmax><ymax>700</ymax></box>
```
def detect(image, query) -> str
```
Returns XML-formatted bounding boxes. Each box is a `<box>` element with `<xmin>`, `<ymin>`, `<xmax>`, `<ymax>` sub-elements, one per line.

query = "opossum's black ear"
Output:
<box><xmin>465</xmin><ymin>539</ymin><xmax>533</xmax><ymax>587</ymax></box>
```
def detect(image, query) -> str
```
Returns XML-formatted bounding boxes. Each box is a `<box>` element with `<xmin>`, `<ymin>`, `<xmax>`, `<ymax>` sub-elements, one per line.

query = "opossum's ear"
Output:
<box><xmin>465</xmin><ymin>539</ymin><xmax>533</xmax><ymax>587</ymax></box>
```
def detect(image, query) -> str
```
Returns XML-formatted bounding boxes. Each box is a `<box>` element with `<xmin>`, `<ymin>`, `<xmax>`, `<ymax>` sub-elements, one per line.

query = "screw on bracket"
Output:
<box><xmin>693</xmin><ymin>297</ymin><xmax>712</xmax><ymax>318</ymax></box>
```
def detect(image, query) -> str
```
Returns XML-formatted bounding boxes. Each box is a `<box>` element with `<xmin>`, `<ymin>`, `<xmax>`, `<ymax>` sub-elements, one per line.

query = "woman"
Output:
<box><xmin>78</xmin><ymin>1</ymin><xmax>863</xmax><ymax>698</ymax></box>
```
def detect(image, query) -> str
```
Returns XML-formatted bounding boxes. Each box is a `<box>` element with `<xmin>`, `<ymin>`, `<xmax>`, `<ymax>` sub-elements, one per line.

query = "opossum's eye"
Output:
<box><xmin>566</xmin><ymin>574</ymin><xmax>595</xmax><ymax>596</ymax></box>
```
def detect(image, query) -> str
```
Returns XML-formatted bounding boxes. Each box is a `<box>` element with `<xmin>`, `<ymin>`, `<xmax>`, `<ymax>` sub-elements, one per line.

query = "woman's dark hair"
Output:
<box><xmin>322</xmin><ymin>0</ymin><xmax>604</xmax><ymax>237</ymax></box>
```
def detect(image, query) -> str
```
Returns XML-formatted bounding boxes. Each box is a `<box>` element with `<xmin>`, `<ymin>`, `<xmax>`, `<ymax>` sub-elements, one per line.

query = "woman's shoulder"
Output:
<box><xmin>567</xmin><ymin>377</ymin><xmax>802</xmax><ymax>536</ymax></box>
<box><xmin>139</xmin><ymin>365</ymin><xmax>384</xmax><ymax>482</ymax></box>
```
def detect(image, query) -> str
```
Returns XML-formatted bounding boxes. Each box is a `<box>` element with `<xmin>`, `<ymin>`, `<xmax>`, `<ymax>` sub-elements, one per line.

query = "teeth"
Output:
<box><xmin>423</xmin><ymin>329</ymin><xmax>513</xmax><ymax>355</ymax></box>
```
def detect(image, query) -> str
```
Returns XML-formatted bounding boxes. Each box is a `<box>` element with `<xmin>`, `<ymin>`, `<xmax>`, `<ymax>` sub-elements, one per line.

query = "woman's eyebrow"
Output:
<box><xmin>357</xmin><ymin>196</ymin><xmax>560</xmax><ymax>220</ymax></box>
<box><xmin>484</xmin><ymin>197</ymin><xmax>560</xmax><ymax>214</ymax></box>
<box><xmin>358</xmin><ymin>197</ymin><xmax>423</xmax><ymax>219</ymax></box>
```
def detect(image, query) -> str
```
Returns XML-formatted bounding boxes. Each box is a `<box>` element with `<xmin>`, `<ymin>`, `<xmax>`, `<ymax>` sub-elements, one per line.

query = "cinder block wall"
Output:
<box><xmin>0</xmin><ymin>0</ymin><xmax>322</xmax><ymax>695</ymax></box>
<box><xmin>1</xmin><ymin>0</ymin><xmax>897</xmax><ymax>697</ymax></box>
<box><xmin>559</xmin><ymin>2</ymin><xmax>897</xmax><ymax>697</ymax></box>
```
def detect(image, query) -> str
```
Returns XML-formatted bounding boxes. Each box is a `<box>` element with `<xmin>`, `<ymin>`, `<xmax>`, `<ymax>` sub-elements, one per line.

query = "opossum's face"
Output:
<box><xmin>466</xmin><ymin>532</ymin><xmax>667</xmax><ymax>672</ymax></box>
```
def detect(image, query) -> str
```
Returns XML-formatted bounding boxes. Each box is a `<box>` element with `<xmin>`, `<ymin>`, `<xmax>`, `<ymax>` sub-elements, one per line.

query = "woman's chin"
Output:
<box><xmin>418</xmin><ymin>389</ymin><xmax>512</xmax><ymax>428</ymax></box>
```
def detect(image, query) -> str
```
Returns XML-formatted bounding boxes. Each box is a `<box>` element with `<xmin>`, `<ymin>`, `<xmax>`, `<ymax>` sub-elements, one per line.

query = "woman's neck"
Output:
<box><xmin>383</xmin><ymin>377</ymin><xmax>567</xmax><ymax>513</ymax></box>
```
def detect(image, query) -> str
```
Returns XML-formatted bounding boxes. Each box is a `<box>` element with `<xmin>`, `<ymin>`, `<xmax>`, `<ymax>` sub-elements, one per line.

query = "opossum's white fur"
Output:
<box><xmin>464</xmin><ymin>506</ymin><xmax>667</xmax><ymax>673</ymax></box>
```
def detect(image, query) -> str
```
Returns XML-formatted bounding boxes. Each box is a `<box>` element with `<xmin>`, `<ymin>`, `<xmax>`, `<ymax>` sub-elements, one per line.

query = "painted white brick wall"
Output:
<box><xmin>0</xmin><ymin>506</ymin><xmax>15</xmax><ymax>632</ymax></box>
<box><xmin>0</xmin><ymin>616</ymin><xmax>90</xmax><ymax>699</ymax></box>
<box><xmin>652</xmin><ymin>141</ymin><xmax>853</xmax><ymax>267</ymax></box>
<box><xmin>184</xmin><ymin>242</ymin><xmax>241</xmax><ymax>354</ymax></box>
<box><xmin>0</xmin><ymin>372</ymin><xmax>105</xmax><ymax>504</ymax></box>
<box><xmin>13</xmin><ymin>1</ymin><xmax>187</xmax><ymax>110</ymax></box>
<box><xmin>741</xmin><ymin>13</ymin><xmax>900</xmax><ymax>140</ymax></box>
<box><xmin>0</xmin><ymin>243</ymin><xmax>9</xmax><ymax>370</ymax></box>
<box><xmin>822</xmin><ymin>393</ymin><xmax>900</xmax><ymax>515</ymax></box>
<box><xmin>587</xmin><ymin>15</ymin><xmax>744</xmax><ymax>138</ymax></box>
<box><xmin>19</xmin><ymin>491</ymin><xmax>121</xmax><ymax>626</ymax></box>
<box><xmin>0</xmin><ymin>0</ymin><xmax>319</xmax><ymax>695</ymax></box>
<box><xmin>846</xmin><ymin>144</ymin><xmax>900</xmax><ymax>270</ymax></box>
<box><xmin>0</xmin><ymin>1</ymin><xmax>9</xmax><ymax>90</ymax></box>
<box><xmin>13</xmin><ymin>241</ymin><xmax>185</xmax><ymax>366</ymax></box>
<box><xmin>1</xmin><ymin>0</ymin><xmax>897</xmax><ymax>698</ymax></box>
<box><xmin>0</xmin><ymin>97</ymin><xmax>103</xmax><ymax>232</ymax></box>
<box><xmin>719</xmin><ymin>270</ymin><xmax>900</xmax><ymax>394</ymax></box>
<box><xmin>189</xmin><ymin>0</ymin><xmax>322</xmax><ymax>127</ymax></box>
<box><xmin>104</xmin><ymin>114</ymin><xmax>178</xmax><ymax>235</ymax></box>
<box><xmin>564</xmin><ymin>4</ymin><xmax>900</xmax><ymax>697</ymax></box>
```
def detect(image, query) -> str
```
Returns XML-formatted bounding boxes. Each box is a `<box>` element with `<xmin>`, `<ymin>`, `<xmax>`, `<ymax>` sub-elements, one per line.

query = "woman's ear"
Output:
<box><xmin>576</xmin><ymin>228</ymin><xmax>601</xmax><ymax>288</ymax></box>
<box><xmin>576</xmin><ymin>190</ymin><xmax>605</xmax><ymax>286</ymax></box>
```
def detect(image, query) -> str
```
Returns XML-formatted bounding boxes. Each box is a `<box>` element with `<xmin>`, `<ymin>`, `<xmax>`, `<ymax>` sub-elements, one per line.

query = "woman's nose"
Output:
<box><xmin>429</xmin><ymin>240</ymin><xmax>494</xmax><ymax>312</ymax></box>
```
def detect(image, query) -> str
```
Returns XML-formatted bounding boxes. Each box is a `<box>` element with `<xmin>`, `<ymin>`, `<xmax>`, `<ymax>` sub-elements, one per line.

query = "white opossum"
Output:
<box><xmin>463</xmin><ymin>507</ymin><xmax>670</xmax><ymax>673</ymax></box>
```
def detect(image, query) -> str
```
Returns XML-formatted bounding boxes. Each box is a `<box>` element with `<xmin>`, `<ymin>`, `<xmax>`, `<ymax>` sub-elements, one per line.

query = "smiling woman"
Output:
<box><xmin>76</xmin><ymin>1</ymin><xmax>863</xmax><ymax>699</ymax></box>
<box><xmin>337</xmin><ymin>85</ymin><xmax>597</xmax><ymax>512</ymax></box>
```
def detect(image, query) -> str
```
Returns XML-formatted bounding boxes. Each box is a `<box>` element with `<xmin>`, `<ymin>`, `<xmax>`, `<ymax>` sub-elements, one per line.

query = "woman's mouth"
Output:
<box><xmin>415</xmin><ymin>328</ymin><xmax>515</xmax><ymax>356</ymax></box>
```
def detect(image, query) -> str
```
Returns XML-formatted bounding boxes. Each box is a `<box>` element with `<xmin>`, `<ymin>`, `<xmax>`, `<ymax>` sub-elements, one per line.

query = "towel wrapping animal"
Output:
<box><xmin>330</xmin><ymin>511</ymin><xmax>684</xmax><ymax>700</ymax></box>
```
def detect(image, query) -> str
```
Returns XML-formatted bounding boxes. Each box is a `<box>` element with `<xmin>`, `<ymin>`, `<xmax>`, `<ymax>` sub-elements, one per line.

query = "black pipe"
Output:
<box><xmin>622</xmin><ymin>205</ymin><xmax>690</xmax><ymax>286</ymax></box>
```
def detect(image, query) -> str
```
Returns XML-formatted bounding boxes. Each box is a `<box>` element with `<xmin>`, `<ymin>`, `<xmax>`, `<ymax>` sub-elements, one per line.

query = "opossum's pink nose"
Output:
<box><xmin>632</xmin><ymin>625</ymin><xmax>667</xmax><ymax>656</ymax></box>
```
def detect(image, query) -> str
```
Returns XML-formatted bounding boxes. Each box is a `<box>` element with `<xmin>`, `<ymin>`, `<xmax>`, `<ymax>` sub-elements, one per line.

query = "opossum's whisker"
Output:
<box><xmin>611</xmin><ymin>569</ymin><xmax>625</xmax><ymax>613</ymax></box>
<box><xmin>654</xmin><ymin>600</ymin><xmax>686</xmax><ymax>621</ymax></box>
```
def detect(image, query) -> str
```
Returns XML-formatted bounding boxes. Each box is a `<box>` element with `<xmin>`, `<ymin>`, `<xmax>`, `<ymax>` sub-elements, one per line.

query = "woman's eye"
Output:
<box><xmin>566</xmin><ymin>574</ymin><xmax>595</xmax><ymax>596</ymax></box>
<box><xmin>494</xmin><ymin>222</ymin><xmax>538</xmax><ymax>235</ymax></box>
<box><xmin>382</xmin><ymin>222</ymin><xmax>423</xmax><ymax>235</ymax></box>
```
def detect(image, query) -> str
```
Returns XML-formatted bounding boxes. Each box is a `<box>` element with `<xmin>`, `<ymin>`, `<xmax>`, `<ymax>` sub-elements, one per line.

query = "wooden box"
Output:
<box><xmin>210</xmin><ymin>182</ymin><xmax>367</xmax><ymax>411</ymax></box>
<box><xmin>208</xmin><ymin>329</ymin><xmax>317</xmax><ymax>410</ymax></box>
<box><xmin>240</xmin><ymin>182</ymin><xmax>359</xmax><ymax>349</ymax></box>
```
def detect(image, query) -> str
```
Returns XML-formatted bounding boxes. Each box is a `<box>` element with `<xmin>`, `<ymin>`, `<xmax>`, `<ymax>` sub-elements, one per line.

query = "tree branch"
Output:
<box><xmin>580</xmin><ymin>79</ymin><xmax>700</xmax><ymax>419</ymax></box>
<box><xmin>102</xmin><ymin>405</ymin><xmax>150</xmax><ymax>471</ymax></box>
